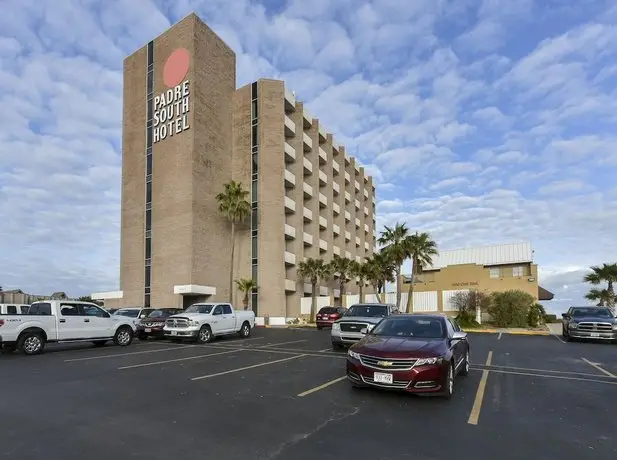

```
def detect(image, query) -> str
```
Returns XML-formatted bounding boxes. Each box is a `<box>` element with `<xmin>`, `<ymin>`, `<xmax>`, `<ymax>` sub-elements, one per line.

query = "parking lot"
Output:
<box><xmin>1</xmin><ymin>328</ymin><xmax>616</xmax><ymax>460</ymax></box>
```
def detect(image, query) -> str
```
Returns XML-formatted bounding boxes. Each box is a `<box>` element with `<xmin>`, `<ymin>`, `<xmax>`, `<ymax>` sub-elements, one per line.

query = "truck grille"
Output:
<box><xmin>165</xmin><ymin>318</ymin><xmax>189</xmax><ymax>328</ymax></box>
<box><xmin>362</xmin><ymin>375</ymin><xmax>410</xmax><ymax>389</ymax></box>
<box><xmin>577</xmin><ymin>322</ymin><xmax>613</xmax><ymax>332</ymax></box>
<box><xmin>340</xmin><ymin>322</ymin><xmax>367</xmax><ymax>333</ymax></box>
<box><xmin>360</xmin><ymin>354</ymin><xmax>417</xmax><ymax>371</ymax></box>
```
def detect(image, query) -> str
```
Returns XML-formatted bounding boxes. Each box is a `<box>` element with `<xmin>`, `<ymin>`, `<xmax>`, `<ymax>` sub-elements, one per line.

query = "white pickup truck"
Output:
<box><xmin>0</xmin><ymin>300</ymin><xmax>136</xmax><ymax>355</ymax></box>
<box><xmin>163</xmin><ymin>302</ymin><xmax>255</xmax><ymax>343</ymax></box>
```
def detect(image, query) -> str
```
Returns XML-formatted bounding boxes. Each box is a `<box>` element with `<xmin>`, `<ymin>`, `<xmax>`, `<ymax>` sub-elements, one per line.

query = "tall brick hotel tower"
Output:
<box><xmin>94</xmin><ymin>14</ymin><xmax>377</xmax><ymax>322</ymax></box>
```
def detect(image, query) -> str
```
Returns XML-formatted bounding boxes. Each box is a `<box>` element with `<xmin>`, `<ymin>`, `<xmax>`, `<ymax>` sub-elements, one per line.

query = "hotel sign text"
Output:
<box><xmin>451</xmin><ymin>281</ymin><xmax>480</xmax><ymax>287</ymax></box>
<box><xmin>153</xmin><ymin>79</ymin><xmax>190</xmax><ymax>143</ymax></box>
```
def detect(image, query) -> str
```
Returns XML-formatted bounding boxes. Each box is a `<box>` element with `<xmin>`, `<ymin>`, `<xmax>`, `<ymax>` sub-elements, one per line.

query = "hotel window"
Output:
<box><xmin>144</xmin><ymin>40</ymin><xmax>154</xmax><ymax>308</ymax></box>
<box><xmin>489</xmin><ymin>268</ymin><xmax>500</xmax><ymax>279</ymax></box>
<box><xmin>513</xmin><ymin>266</ymin><xmax>524</xmax><ymax>277</ymax></box>
<box><xmin>250</xmin><ymin>81</ymin><xmax>259</xmax><ymax>315</ymax></box>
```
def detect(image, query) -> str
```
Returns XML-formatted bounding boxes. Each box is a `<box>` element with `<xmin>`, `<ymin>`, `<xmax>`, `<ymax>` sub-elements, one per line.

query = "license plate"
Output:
<box><xmin>590</xmin><ymin>332</ymin><xmax>600</xmax><ymax>337</ymax></box>
<box><xmin>145</xmin><ymin>328</ymin><xmax>151</xmax><ymax>333</ymax></box>
<box><xmin>374</xmin><ymin>372</ymin><xmax>393</xmax><ymax>384</ymax></box>
<box><xmin>171</xmin><ymin>331</ymin><xmax>178</xmax><ymax>336</ymax></box>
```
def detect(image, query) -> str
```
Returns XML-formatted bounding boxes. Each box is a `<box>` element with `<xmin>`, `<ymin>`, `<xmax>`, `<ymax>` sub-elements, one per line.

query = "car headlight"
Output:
<box><xmin>348</xmin><ymin>349</ymin><xmax>361</xmax><ymax>360</ymax></box>
<box><xmin>415</xmin><ymin>357</ymin><xmax>443</xmax><ymax>366</ymax></box>
<box><xmin>365</xmin><ymin>324</ymin><xmax>375</xmax><ymax>333</ymax></box>
<box><xmin>332</xmin><ymin>322</ymin><xmax>340</xmax><ymax>331</ymax></box>
<box><xmin>569</xmin><ymin>322</ymin><xmax>578</xmax><ymax>329</ymax></box>
<box><xmin>189</xmin><ymin>320</ymin><xmax>200</xmax><ymax>327</ymax></box>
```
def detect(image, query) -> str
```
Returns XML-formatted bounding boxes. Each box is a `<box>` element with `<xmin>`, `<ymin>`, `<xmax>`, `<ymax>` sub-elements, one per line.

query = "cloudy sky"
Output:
<box><xmin>1</xmin><ymin>0</ymin><xmax>616</xmax><ymax>314</ymax></box>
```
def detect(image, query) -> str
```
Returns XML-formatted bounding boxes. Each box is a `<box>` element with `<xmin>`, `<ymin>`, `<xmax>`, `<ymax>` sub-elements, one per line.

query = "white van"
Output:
<box><xmin>0</xmin><ymin>304</ymin><xmax>30</xmax><ymax>315</ymax></box>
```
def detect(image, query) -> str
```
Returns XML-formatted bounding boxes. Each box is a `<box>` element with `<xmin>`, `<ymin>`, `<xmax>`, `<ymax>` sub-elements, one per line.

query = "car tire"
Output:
<box><xmin>239</xmin><ymin>321</ymin><xmax>251</xmax><ymax>338</ymax></box>
<box><xmin>441</xmin><ymin>361</ymin><xmax>454</xmax><ymax>399</ymax></box>
<box><xmin>92</xmin><ymin>340</ymin><xmax>107</xmax><ymax>347</ymax></box>
<box><xmin>113</xmin><ymin>326</ymin><xmax>134</xmax><ymax>347</ymax></box>
<box><xmin>562</xmin><ymin>327</ymin><xmax>571</xmax><ymax>342</ymax></box>
<box><xmin>197</xmin><ymin>325</ymin><xmax>213</xmax><ymax>344</ymax></box>
<box><xmin>459</xmin><ymin>350</ymin><xmax>470</xmax><ymax>376</ymax></box>
<box><xmin>17</xmin><ymin>331</ymin><xmax>45</xmax><ymax>356</ymax></box>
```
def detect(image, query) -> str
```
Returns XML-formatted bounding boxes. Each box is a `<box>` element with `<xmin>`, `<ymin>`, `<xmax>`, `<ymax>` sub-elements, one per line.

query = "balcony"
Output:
<box><xmin>355</xmin><ymin>236</ymin><xmax>361</xmax><ymax>247</ymax></box>
<box><xmin>284</xmin><ymin>169</ymin><xmax>295</xmax><ymax>189</ymax></box>
<box><xmin>303</xmin><ymin>207</ymin><xmax>313</xmax><ymax>222</ymax></box>
<box><xmin>332</xmin><ymin>160</ymin><xmax>340</xmax><ymax>175</ymax></box>
<box><xmin>319</xmin><ymin>215</ymin><xmax>327</xmax><ymax>229</ymax></box>
<box><xmin>333</xmin><ymin>246</ymin><xmax>341</xmax><ymax>256</ymax></box>
<box><xmin>303</xmin><ymin>182</ymin><xmax>313</xmax><ymax>199</ymax></box>
<box><xmin>344</xmin><ymin>153</ymin><xmax>350</xmax><ymax>165</ymax></box>
<box><xmin>345</xmin><ymin>211</ymin><xmax>351</xmax><ymax>222</ymax></box>
<box><xmin>372</xmin><ymin>195</ymin><xmax>376</xmax><ymax>204</ymax></box>
<box><xmin>354</xmin><ymin>163</ymin><xmax>360</xmax><ymax>175</ymax></box>
<box><xmin>319</xmin><ymin>170</ymin><xmax>327</xmax><ymax>186</ymax></box>
<box><xmin>284</xmin><ymin>115</ymin><xmax>295</xmax><ymax>137</ymax></box>
<box><xmin>345</xmin><ymin>191</ymin><xmax>351</xmax><ymax>203</ymax></box>
<box><xmin>302</xmin><ymin>158</ymin><xmax>313</xmax><ymax>176</ymax></box>
<box><xmin>332</xmin><ymin>182</ymin><xmax>340</xmax><ymax>195</ymax></box>
<box><xmin>304</xmin><ymin>283</ymin><xmax>312</xmax><ymax>294</ymax></box>
<box><xmin>355</xmin><ymin>217</ymin><xmax>361</xmax><ymax>228</ymax></box>
<box><xmin>284</xmin><ymin>223</ymin><xmax>296</xmax><ymax>240</ymax></box>
<box><xmin>364</xmin><ymin>188</ymin><xmax>368</xmax><ymax>199</ymax></box>
<box><xmin>284</xmin><ymin>87</ymin><xmax>296</xmax><ymax>113</ymax></box>
<box><xmin>365</xmin><ymin>241</ymin><xmax>370</xmax><ymax>251</ymax></box>
<box><xmin>284</xmin><ymin>251</ymin><xmax>296</xmax><ymax>266</ymax></box>
<box><xmin>319</xmin><ymin>286</ymin><xmax>329</xmax><ymax>296</ymax></box>
<box><xmin>345</xmin><ymin>231</ymin><xmax>351</xmax><ymax>241</ymax></box>
<box><xmin>354</xmin><ymin>180</ymin><xmax>360</xmax><ymax>191</ymax></box>
<box><xmin>284</xmin><ymin>196</ymin><xmax>295</xmax><ymax>214</ymax></box>
<box><xmin>303</xmin><ymin>132</ymin><xmax>312</xmax><ymax>152</ymax></box>
<box><xmin>284</xmin><ymin>142</ymin><xmax>296</xmax><ymax>163</ymax></box>
<box><xmin>345</xmin><ymin>250</ymin><xmax>351</xmax><ymax>259</ymax></box>
<box><xmin>355</xmin><ymin>199</ymin><xmax>360</xmax><ymax>210</ymax></box>
<box><xmin>318</xmin><ymin>125</ymin><xmax>327</xmax><ymax>144</ymax></box>
<box><xmin>332</xmin><ymin>140</ymin><xmax>339</xmax><ymax>155</ymax></box>
<box><xmin>303</xmin><ymin>232</ymin><xmax>313</xmax><ymax>246</ymax></box>
<box><xmin>303</xmin><ymin>107</ymin><xmax>312</xmax><ymax>128</ymax></box>
<box><xmin>345</xmin><ymin>171</ymin><xmax>351</xmax><ymax>184</ymax></box>
<box><xmin>333</xmin><ymin>224</ymin><xmax>340</xmax><ymax>235</ymax></box>
<box><xmin>355</xmin><ymin>255</ymin><xmax>361</xmax><ymax>263</ymax></box>
<box><xmin>364</xmin><ymin>223</ymin><xmax>369</xmax><ymax>233</ymax></box>
<box><xmin>362</xmin><ymin>207</ymin><xmax>368</xmax><ymax>217</ymax></box>
<box><xmin>319</xmin><ymin>239</ymin><xmax>328</xmax><ymax>252</ymax></box>
<box><xmin>333</xmin><ymin>202</ymin><xmax>340</xmax><ymax>215</ymax></box>
<box><xmin>319</xmin><ymin>147</ymin><xmax>327</xmax><ymax>165</ymax></box>
<box><xmin>319</xmin><ymin>192</ymin><xmax>327</xmax><ymax>208</ymax></box>
<box><xmin>285</xmin><ymin>279</ymin><xmax>296</xmax><ymax>292</ymax></box>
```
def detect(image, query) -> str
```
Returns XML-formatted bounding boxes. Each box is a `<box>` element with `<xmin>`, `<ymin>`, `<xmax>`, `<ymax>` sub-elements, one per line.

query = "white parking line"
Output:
<box><xmin>319</xmin><ymin>347</ymin><xmax>333</xmax><ymax>352</ymax></box>
<box><xmin>297</xmin><ymin>376</ymin><xmax>347</xmax><ymax>397</ymax></box>
<box><xmin>497</xmin><ymin>332</ymin><xmax>503</xmax><ymax>340</ymax></box>
<box><xmin>64</xmin><ymin>345</ymin><xmax>196</xmax><ymax>362</ymax></box>
<box><xmin>118</xmin><ymin>349</ymin><xmax>242</xmax><ymax>370</ymax></box>
<box><xmin>191</xmin><ymin>354</ymin><xmax>307</xmax><ymax>381</ymax></box>
<box><xmin>581</xmin><ymin>357</ymin><xmax>617</xmax><ymax>378</ymax></box>
<box><xmin>550</xmin><ymin>333</ymin><xmax>567</xmax><ymax>344</ymax></box>
<box><xmin>260</xmin><ymin>339</ymin><xmax>307</xmax><ymax>348</ymax></box>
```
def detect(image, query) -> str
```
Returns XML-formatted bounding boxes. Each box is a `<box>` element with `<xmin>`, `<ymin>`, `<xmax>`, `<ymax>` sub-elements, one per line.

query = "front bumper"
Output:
<box><xmin>569</xmin><ymin>330</ymin><xmax>617</xmax><ymax>340</ymax></box>
<box><xmin>346</xmin><ymin>357</ymin><xmax>448</xmax><ymax>393</ymax></box>
<box><xmin>163</xmin><ymin>327</ymin><xmax>199</xmax><ymax>338</ymax></box>
<box><xmin>137</xmin><ymin>325</ymin><xmax>166</xmax><ymax>337</ymax></box>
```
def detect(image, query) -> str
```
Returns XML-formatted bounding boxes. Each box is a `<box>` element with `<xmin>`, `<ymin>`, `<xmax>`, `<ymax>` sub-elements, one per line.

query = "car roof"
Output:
<box><xmin>390</xmin><ymin>313</ymin><xmax>448</xmax><ymax>320</ymax></box>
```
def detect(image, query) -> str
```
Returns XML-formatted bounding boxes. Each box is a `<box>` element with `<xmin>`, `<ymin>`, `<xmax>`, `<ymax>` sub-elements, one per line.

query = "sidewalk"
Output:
<box><xmin>462</xmin><ymin>325</ymin><xmax>552</xmax><ymax>336</ymax></box>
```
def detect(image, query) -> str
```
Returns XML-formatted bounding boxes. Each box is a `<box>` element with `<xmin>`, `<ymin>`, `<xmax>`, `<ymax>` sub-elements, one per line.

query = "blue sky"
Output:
<box><xmin>1</xmin><ymin>0</ymin><xmax>616</xmax><ymax>314</ymax></box>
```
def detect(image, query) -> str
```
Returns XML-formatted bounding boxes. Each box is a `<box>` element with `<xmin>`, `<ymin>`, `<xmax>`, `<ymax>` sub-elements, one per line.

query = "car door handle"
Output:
<box><xmin>59</xmin><ymin>319</ymin><xmax>66</xmax><ymax>323</ymax></box>
<box><xmin>84</xmin><ymin>319</ymin><xmax>90</xmax><ymax>322</ymax></box>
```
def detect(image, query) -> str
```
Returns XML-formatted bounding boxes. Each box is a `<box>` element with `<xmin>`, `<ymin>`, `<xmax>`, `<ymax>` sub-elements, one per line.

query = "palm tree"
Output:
<box><xmin>583</xmin><ymin>263</ymin><xmax>617</xmax><ymax>313</ymax></box>
<box><xmin>235</xmin><ymin>278</ymin><xmax>258</xmax><ymax>311</ymax></box>
<box><xmin>364</xmin><ymin>251</ymin><xmax>396</xmax><ymax>303</ymax></box>
<box><xmin>404</xmin><ymin>231</ymin><xmax>438</xmax><ymax>313</ymax></box>
<box><xmin>328</xmin><ymin>255</ymin><xmax>354</xmax><ymax>306</ymax></box>
<box><xmin>351</xmin><ymin>260</ymin><xmax>371</xmax><ymax>303</ymax></box>
<box><xmin>584</xmin><ymin>288</ymin><xmax>614</xmax><ymax>308</ymax></box>
<box><xmin>297</xmin><ymin>258</ymin><xmax>331</xmax><ymax>321</ymax></box>
<box><xmin>378</xmin><ymin>223</ymin><xmax>411</xmax><ymax>309</ymax></box>
<box><xmin>216</xmin><ymin>181</ymin><xmax>251</xmax><ymax>304</ymax></box>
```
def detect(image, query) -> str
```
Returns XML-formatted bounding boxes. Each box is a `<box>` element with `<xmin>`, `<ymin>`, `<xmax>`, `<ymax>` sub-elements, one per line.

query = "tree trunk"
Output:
<box><xmin>395</xmin><ymin>266</ymin><xmax>402</xmax><ymax>309</ymax></box>
<box><xmin>405</xmin><ymin>271</ymin><xmax>415</xmax><ymax>313</ymax></box>
<box><xmin>373</xmin><ymin>284</ymin><xmax>383</xmax><ymax>303</ymax></box>
<box><xmin>359</xmin><ymin>282</ymin><xmax>364</xmax><ymax>303</ymax></box>
<box><xmin>243</xmin><ymin>292</ymin><xmax>249</xmax><ymax>310</ymax></box>
<box><xmin>229</xmin><ymin>222</ymin><xmax>236</xmax><ymax>304</ymax></box>
<box><xmin>311</xmin><ymin>282</ymin><xmax>317</xmax><ymax>321</ymax></box>
<box><xmin>339</xmin><ymin>279</ymin><xmax>345</xmax><ymax>307</ymax></box>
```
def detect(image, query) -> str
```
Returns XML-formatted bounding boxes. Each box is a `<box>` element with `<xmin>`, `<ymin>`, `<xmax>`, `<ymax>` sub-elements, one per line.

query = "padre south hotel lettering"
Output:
<box><xmin>153</xmin><ymin>79</ymin><xmax>190</xmax><ymax>143</ymax></box>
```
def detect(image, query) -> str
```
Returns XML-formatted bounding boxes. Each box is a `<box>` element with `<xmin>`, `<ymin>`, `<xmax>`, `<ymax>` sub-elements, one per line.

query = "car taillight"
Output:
<box><xmin>0</xmin><ymin>319</ymin><xmax>4</xmax><ymax>327</ymax></box>
<box><xmin>330</xmin><ymin>314</ymin><xmax>339</xmax><ymax>319</ymax></box>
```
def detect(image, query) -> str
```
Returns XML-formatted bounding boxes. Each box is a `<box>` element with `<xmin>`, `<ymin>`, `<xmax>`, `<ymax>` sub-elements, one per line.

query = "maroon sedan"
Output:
<box><xmin>136</xmin><ymin>308</ymin><xmax>183</xmax><ymax>340</ymax></box>
<box><xmin>346</xmin><ymin>314</ymin><xmax>470</xmax><ymax>399</ymax></box>
<box><xmin>316</xmin><ymin>306</ymin><xmax>347</xmax><ymax>329</ymax></box>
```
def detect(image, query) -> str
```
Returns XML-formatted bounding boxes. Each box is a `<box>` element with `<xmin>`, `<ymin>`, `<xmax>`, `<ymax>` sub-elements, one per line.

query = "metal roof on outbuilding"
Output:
<box><xmin>424</xmin><ymin>242</ymin><xmax>533</xmax><ymax>270</ymax></box>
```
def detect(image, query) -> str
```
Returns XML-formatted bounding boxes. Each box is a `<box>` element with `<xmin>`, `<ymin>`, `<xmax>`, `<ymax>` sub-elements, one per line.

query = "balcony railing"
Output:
<box><xmin>364</xmin><ymin>223</ymin><xmax>369</xmax><ymax>233</ymax></box>
<box><xmin>303</xmin><ymin>132</ymin><xmax>312</xmax><ymax>152</ymax></box>
<box><xmin>284</xmin><ymin>115</ymin><xmax>295</xmax><ymax>137</ymax></box>
<box><xmin>333</xmin><ymin>202</ymin><xmax>340</xmax><ymax>215</ymax></box>
<box><xmin>284</xmin><ymin>196</ymin><xmax>295</xmax><ymax>214</ymax></box>
<box><xmin>284</xmin><ymin>142</ymin><xmax>296</xmax><ymax>163</ymax></box>
<box><xmin>364</xmin><ymin>206</ymin><xmax>369</xmax><ymax>216</ymax></box>
<box><xmin>284</xmin><ymin>223</ymin><xmax>296</xmax><ymax>240</ymax></box>
<box><xmin>284</xmin><ymin>169</ymin><xmax>295</xmax><ymax>188</ymax></box>
<box><xmin>285</xmin><ymin>279</ymin><xmax>296</xmax><ymax>292</ymax></box>
<box><xmin>345</xmin><ymin>191</ymin><xmax>351</xmax><ymax>203</ymax></box>
<box><xmin>318</xmin><ymin>125</ymin><xmax>327</xmax><ymax>144</ymax></box>
<box><xmin>354</xmin><ymin>180</ymin><xmax>360</xmax><ymax>191</ymax></box>
<box><xmin>319</xmin><ymin>216</ymin><xmax>327</xmax><ymax>229</ymax></box>
<box><xmin>365</xmin><ymin>241</ymin><xmax>370</xmax><ymax>251</ymax></box>
<box><xmin>284</xmin><ymin>87</ymin><xmax>296</xmax><ymax>113</ymax></box>
<box><xmin>303</xmin><ymin>232</ymin><xmax>313</xmax><ymax>246</ymax></box>
<box><xmin>345</xmin><ymin>171</ymin><xmax>351</xmax><ymax>184</ymax></box>
<box><xmin>333</xmin><ymin>182</ymin><xmax>340</xmax><ymax>194</ymax></box>
<box><xmin>319</xmin><ymin>170</ymin><xmax>327</xmax><ymax>186</ymax></box>
<box><xmin>364</xmin><ymin>189</ymin><xmax>368</xmax><ymax>199</ymax></box>
<box><xmin>319</xmin><ymin>239</ymin><xmax>328</xmax><ymax>252</ymax></box>
<box><xmin>319</xmin><ymin>147</ymin><xmax>327</xmax><ymax>165</ymax></box>
<box><xmin>303</xmin><ymin>207</ymin><xmax>312</xmax><ymax>222</ymax></box>
<box><xmin>355</xmin><ymin>236</ymin><xmax>361</xmax><ymax>246</ymax></box>
<box><xmin>333</xmin><ymin>246</ymin><xmax>341</xmax><ymax>256</ymax></box>
<box><xmin>355</xmin><ymin>217</ymin><xmax>360</xmax><ymax>228</ymax></box>
<box><xmin>345</xmin><ymin>250</ymin><xmax>351</xmax><ymax>259</ymax></box>
<box><xmin>355</xmin><ymin>199</ymin><xmax>360</xmax><ymax>210</ymax></box>
<box><xmin>333</xmin><ymin>224</ymin><xmax>340</xmax><ymax>235</ymax></box>
<box><xmin>345</xmin><ymin>231</ymin><xmax>351</xmax><ymax>241</ymax></box>
<box><xmin>332</xmin><ymin>160</ymin><xmax>340</xmax><ymax>175</ymax></box>
<box><xmin>303</xmin><ymin>182</ymin><xmax>313</xmax><ymax>199</ymax></box>
<box><xmin>303</xmin><ymin>157</ymin><xmax>313</xmax><ymax>175</ymax></box>
<box><xmin>303</xmin><ymin>107</ymin><xmax>312</xmax><ymax>128</ymax></box>
<box><xmin>345</xmin><ymin>211</ymin><xmax>351</xmax><ymax>222</ymax></box>
<box><xmin>319</xmin><ymin>193</ymin><xmax>327</xmax><ymax>208</ymax></box>
<box><xmin>284</xmin><ymin>251</ymin><xmax>296</xmax><ymax>266</ymax></box>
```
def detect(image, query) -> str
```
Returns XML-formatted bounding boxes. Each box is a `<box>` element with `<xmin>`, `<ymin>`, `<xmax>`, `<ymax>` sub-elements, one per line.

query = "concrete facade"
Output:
<box><xmin>97</xmin><ymin>13</ymin><xmax>377</xmax><ymax>318</ymax></box>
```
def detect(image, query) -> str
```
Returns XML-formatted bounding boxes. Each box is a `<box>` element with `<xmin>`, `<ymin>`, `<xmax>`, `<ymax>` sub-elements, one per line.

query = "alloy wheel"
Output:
<box><xmin>117</xmin><ymin>330</ymin><xmax>131</xmax><ymax>346</ymax></box>
<box><xmin>24</xmin><ymin>336</ymin><xmax>42</xmax><ymax>354</ymax></box>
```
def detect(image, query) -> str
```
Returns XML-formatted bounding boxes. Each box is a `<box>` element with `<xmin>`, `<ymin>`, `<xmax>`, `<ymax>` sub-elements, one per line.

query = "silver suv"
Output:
<box><xmin>331</xmin><ymin>303</ymin><xmax>399</xmax><ymax>349</ymax></box>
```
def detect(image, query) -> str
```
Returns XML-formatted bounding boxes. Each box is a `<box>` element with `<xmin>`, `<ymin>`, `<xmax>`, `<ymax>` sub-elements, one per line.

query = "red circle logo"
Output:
<box><xmin>163</xmin><ymin>48</ymin><xmax>190</xmax><ymax>88</ymax></box>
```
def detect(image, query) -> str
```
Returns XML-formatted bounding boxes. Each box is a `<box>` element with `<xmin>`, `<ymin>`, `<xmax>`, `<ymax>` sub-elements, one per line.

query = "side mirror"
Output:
<box><xmin>360</xmin><ymin>327</ymin><xmax>368</xmax><ymax>334</ymax></box>
<box><xmin>452</xmin><ymin>331</ymin><xmax>467</xmax><ymax>341</ymax></box>
<box><xmin>561</xmin><ymin>313</ymin><xmax>569</xmax><ymax>319</ymax></box>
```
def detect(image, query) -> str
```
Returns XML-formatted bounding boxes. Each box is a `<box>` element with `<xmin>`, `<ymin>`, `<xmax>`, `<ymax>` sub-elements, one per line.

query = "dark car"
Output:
<box><xmin>136</xmin><ymin>308</ymin><xmax>184</xmax><ymax>340</ymax></box>
<box><xmin>346</xmin><ymin>314</ymin><xmax>470</xmax><ymax>399</ymax></box>
<box><xmin>561</xmin><ymin>306</ymin><xmax>617</xmax><ymax>343</ymax></box>
<box><xmin>315</xmin><ymin>306</ymin><xmax>347</xmax><ymax>329</ymax></box>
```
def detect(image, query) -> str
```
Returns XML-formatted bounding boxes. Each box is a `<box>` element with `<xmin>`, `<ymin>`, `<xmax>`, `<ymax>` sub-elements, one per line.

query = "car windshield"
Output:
<box><xmin>371</xmin><ymin>317</ymin><xmax>446</xmax><ymax>339</ymax></box>
<box><xmin>114</xmin><ymin>309</ymin><xmax>140</xmax><ymax>318</ymax></box>
<box><xmin>572</xmin><ymin>308</ymin><xmax>612</xmax><ymax>318</ymax></box>
<box><xmin>345</xmin><ymin>305</ymin><xmax>387</xmax><ymax>318</ymax></box>
<box><xmin>185</xmin><ymin>304</ymin><xmax>214</xmax><ymax>314</ymax></box>
<box><xmin>318</xmin><ymin>307</ymin><xmax>337</xmax><ymax>314</ymax></box>
<box><xmin>148</xmin><ymin>309</ymin><xmax>178</xmax><ymax>318</ymax></box>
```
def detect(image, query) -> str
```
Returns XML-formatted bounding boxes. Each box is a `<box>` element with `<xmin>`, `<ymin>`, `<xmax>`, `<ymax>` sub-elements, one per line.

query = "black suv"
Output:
<box><xmin>561</xmin><ymin>306</ymin><xmax>617</xmax><ymax>343</ymax></box>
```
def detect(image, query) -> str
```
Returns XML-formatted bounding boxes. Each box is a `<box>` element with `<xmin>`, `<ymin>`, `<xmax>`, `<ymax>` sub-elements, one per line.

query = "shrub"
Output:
<box><xmin>528</xmin><ymin>303</ymin><xmax>547</xmax><ymax>327</ymax></box>
<box><xmin>544</xmin><ymin>314</ymin><xmax>558</xmax><ymax>323</ymax></box>
<box><xmin>451</xmin><ymin>290</ymin><xmax>491</xmax><ymax>328</ymax></box>
<box><xmin>488</xmin><ymin>290</ymin><xmax>535</xmax><ymax>327</ymax></box>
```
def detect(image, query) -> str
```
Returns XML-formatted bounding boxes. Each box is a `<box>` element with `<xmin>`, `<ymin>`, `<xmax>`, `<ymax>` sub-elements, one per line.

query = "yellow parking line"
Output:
<box><xmin>64</xmin><ymin>345</ymin><xmax>197</xmax><ymax>362</ymax></box>
<box><xmin>191</xmin><ymin>354</ymin><xmax>307</xmax><ymax>381</ymax></box>
<box><xmin>260</xmin><ymin>339</ymin><xmax>307</xmax><ymax>348</ymax></box>
<box><xmin>477</xmin><ymin>368</ymin><xmax>617</xmax><ymax>385</ymax></box>
<box><xmin>298</xmin><ymin>376</ymin><xmax>347</xmax><ymax>397</ymax></box>
<box><xmin>117</xmin><ymin>349</ymin><xmax>241</xmax><ymax>370</ymax></box>
<box><xmin>581</xmin><ymin>357</ymin><xmax>617</xmax><ymax>378</ymax></box>
<box><xmin>467</xmin><ymin>350</ymin><xmax>492</xmax><ymax>425</ymax></box>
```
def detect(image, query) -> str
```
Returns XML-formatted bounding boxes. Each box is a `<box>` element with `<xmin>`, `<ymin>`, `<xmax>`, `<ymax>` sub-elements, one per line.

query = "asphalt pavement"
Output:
<box><xmin>0</xmin><ymin>327</ymin><xmax>615</xmax><ymax>459</ymax></box>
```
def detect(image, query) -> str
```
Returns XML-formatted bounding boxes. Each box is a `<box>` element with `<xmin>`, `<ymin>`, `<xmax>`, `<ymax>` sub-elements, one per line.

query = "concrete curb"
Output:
<box><xmin>463</xmin><ymin>328</ymin><xmax>550</xmax><ymax>336</ymax></box>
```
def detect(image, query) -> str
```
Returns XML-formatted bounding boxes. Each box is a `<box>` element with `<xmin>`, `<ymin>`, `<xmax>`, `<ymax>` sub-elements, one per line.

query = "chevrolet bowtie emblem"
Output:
<box><xmin>377</xmin><ymin>361</ymin><xmax>393</xmax><ymax>367</ymax></box>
